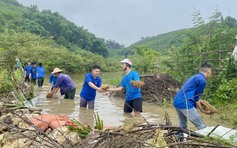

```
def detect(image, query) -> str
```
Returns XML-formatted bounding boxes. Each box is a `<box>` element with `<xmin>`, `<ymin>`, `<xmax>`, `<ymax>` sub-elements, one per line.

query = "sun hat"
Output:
<box><xmin>120</xmin><ymin>59</ymin><xmax>132</xmax><ymax>66</ymax></box>
<box><xmin>52</xmin><ymin>68</ymin><xmax>63</xmax><ymax>74</ymax></box>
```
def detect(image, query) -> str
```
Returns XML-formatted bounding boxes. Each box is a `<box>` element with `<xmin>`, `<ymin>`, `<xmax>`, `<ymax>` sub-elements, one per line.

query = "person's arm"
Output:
<box><xmin>50</xmin><ymin>87</ymin><xmax>59</xmax><ymax>95</ymax></box>
<box><xmin>88</xmin><ymin>82</ymin><xmax>104</xmax><ymax>93</ymax></box>
<box><xmin>194</xmin><ymin>77</ymin><xmax>206</xmax><ymax>101</ymax></box>
<box><xmin>48</xmin><ymin>83</ymin><xmax>52</xmax><ymax>93</ymax></box>
<box><xmin>107</xmin><ymin>86</ymin><xmax>124</xmax><ymax>92</ymax></box>
<box><xmin>194</xmin><ymin>77</ymin><xmax>210</xmax><ymax>114</ymax></box>
<box><xmin>196</xmin><ymin>100</ymin><xmax>210</xmax><ymax>114</ymax></box>
<box><xmin>48</xmin><ymin>75</ymin><xmax>53</xmax><ymax>93</ymax></box>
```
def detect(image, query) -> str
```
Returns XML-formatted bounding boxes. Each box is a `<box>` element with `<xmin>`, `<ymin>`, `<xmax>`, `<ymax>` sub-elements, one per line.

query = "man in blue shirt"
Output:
<box><xmin>108</xmin><ymin>59</ymin><xmax>142</xmax><ymax>117</ymax></box>
<box><xmin>30</xmin><ymin>62</ymin><xmax>38</xmax><ymax>85</ymax></box>
<box><xmin>174</xmin><ymin>62</ymin><xmax>212</xmax><ymax>132</ymax></box>
<box><xmin>24</xmin><ymin>62</ymin><xmax>32</xmax><ymax>82</ymax></box>
<box><xmin>49</xmin><ymin>68</ymin><xmax>76</xmax><ymax>99</ymax></box>
<box><xmin>37</xmin><ymin>63</ymin><xmax>45</xmax><ymax>88</ymax></box>
<box><xmin>80</xmin><ymin>65</ymin><xmax>104</xmax><ymax>109</ymax></box>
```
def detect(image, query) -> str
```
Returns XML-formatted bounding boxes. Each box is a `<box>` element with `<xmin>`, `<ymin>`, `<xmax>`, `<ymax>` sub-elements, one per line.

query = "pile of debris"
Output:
<box><xmin>114</xmin><ymin>74</ymin><xmax>181</xmax><ymax>104</ymax></box>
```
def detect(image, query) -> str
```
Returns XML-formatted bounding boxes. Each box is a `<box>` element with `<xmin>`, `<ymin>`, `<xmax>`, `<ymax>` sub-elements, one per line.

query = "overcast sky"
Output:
<box><xmin>17</xmin><ymin>0</ymin><xmax>237</xmax><ymax>47</ymax></box>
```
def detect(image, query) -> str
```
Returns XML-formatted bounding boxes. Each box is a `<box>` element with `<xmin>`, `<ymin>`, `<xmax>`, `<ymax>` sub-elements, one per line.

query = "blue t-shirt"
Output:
<box><xmin>37</xmin><ymin>66</ymin><xmax>45</xmax><ymax>78</ymax></box>
<box><xmin>80</xmin><ymin>73</ymin><xmax>102</xmax><ymax>101</ymax></box>
<box><xmin>120</xmin><ymin>70</ymin><xmax>142</xmax><ymax>101</ymax></box>
<box><xmin>24</xmin><ymin>65</ymin><xmax>32</xmax><ymax>76</ymax></box>
<box><xmin>54</xmin><ymin>73</ymin><xmax>75</xmax><ymax>95</ymax></box>
<box><xmin>174</xmin><ymin>72</ymin><xmax>206</xmax><ymax>109</ymax></box>
<box><xmin>49</xmin><ymin>74</ymin><xmax>58</xmax><ymax>86</ymax></box>
<box><xmin>31</xmin><ymin>66</ymin><xmax>38</xmax><ymax>79</ymax></box>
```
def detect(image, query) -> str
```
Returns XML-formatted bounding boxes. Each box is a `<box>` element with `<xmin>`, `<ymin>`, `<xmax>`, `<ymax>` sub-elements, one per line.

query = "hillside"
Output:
<box><xmin>0</xmin><ymin>0</ymin><xmax>108</xmax><ymax>57</ymax></box>
<box><xmin>132</xmin><ymin>16</ymin><xmax>237</xmax><ymax>53</ymax></box>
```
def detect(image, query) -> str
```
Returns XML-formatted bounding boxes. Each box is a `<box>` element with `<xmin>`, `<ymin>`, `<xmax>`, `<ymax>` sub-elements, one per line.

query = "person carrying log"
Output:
<box><xmin>173</xmin><ymin>62</ymin><xmax>212</xmax><ymax>139</ymax></box>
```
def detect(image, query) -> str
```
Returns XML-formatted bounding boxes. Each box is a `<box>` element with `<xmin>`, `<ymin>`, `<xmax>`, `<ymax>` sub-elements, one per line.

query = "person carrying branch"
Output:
<box><xmin>107</xmin><ymin>59</ymin><xmax>142</xmax><ymax>117</ymax></box>
<box><xmin>173</xmin><ymin>62</ymin><xmax>212</xmax><ymax>139</ymax></box>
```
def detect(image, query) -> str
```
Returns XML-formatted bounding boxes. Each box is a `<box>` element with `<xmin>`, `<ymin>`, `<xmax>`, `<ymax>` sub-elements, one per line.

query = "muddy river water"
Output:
<box><xmin>33</xmin><ymin>72</ymin><xmax>233</xmax><ymax>130</ymax></box>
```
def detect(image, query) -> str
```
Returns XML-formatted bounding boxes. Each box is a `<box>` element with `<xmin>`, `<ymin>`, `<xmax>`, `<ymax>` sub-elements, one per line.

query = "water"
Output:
<box><xmin>33</xmin><ymin>72</ymin><xmax>233</xmax><ymax>130</ymax></box>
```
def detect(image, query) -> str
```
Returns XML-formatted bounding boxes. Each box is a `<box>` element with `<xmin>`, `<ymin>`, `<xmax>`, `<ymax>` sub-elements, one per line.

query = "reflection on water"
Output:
<box><xmin>33</xmin><ymin>73</ymin><xmax>234</xmax><ymax>130</ymax></box>
<box><xmin>78</xmin><ymin>108</ymin><xmax>94</xmax><ymax>128</ymax></box>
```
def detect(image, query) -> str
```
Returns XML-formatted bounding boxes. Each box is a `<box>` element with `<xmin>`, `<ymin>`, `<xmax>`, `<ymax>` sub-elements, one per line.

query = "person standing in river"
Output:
<box><xmin>24</xmin><ymin>62</ymin><xmax>32</xmax><ymax>82</ymax></box>
<box><xmin>30</xmin><ymin>62</ymin><xmax>38</xmax><ymax>85</ymax></box>
<box><xmin>80</xmin><ymin>65</ymin><xmax>104</xmax><ymax>109</ymax></box>
<box><xmin>173</xmin><ymin>62</ymin><xmax>212</xmax><ymax>139</ymax></box>
<box><xmin>107</xmin><ymin>59</ymin><xmax>142</xmax><ymax>117</ymax></box>
<box><xmin>48</xmin><ymin>68</ymin><xmax>76</xmax><ymax>99</ymax></box>
<box><xmin>37</xmin><ymin>63</ymin><xmax>45</xmax><ymax>88</ymax></box>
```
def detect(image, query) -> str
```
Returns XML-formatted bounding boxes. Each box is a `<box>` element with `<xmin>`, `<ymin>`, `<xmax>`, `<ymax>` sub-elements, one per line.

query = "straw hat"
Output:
<box><xmin>52</xmin><ymin>68</ymin><xmax>63</xmax><ymax>74</ymax></box>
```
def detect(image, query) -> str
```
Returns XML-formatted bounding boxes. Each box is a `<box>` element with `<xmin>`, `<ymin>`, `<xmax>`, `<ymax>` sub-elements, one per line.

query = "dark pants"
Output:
<box><xmin>124</xmin><ymin>98</ymin><xmax>142</xmax><ymax>113</ymax></box>
<box><xmin>64</xmin><ymin>88</ymin><xmax>76</xmax><ymax>99</ymax></box>
<box><xmin>25</xmin><ymin>75</ymin><xmax>30</xmax><ymax>82</ymax></box>
<box><xmin>38</xmin><ymin>77</ymin><xmax>44</xmax><ymax>87</ymax></box>
<box><xmin>31</xmin><ymin>78</ymin><xmax>37</xmax><ymax>85</ymax></box>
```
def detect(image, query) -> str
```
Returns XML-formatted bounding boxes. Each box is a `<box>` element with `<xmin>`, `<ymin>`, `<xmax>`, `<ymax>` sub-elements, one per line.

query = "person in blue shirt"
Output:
<box><xmin>37</xmin><ymin>63</ymin><xmax>45</xmax><ymax>88</ymax></box>
<box><xmin>108</xmin><ymin>59</ymin><xmax>142</xmax><ymax>117</ymax></box>
<box><xmin>24</xmin><ymin>62</ymin><xmax>32</xmax><ymax>82</ymax></box>
<box><xmin>30</xmin><ymin>62</ymin><xmax>38</xmax><ymax>85</ymax></box>
<box><xmin>48</xmin><ymin>73</ymin><xmax>58</xmax><ymax>93</ymax></box>
<box><xmin>80</xmin><ymin>65</ymin><xmax>104</xmax><ymax>109</ymax></box>
<box><xmin>174</xmin><ymin>62</ymin><xmax>212</xmax><ymax>133</ymax></box>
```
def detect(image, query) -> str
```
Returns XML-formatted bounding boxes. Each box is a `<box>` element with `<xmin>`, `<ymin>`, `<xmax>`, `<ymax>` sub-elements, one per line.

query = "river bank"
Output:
<box><xmin>1</xmin><ymin>72</ymin><xmax>237</xmax><ymax>147</ymax></box>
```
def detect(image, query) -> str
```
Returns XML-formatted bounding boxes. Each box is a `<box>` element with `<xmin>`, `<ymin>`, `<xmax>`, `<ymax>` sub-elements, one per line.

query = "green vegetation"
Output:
<box><xmin>94</xmin><ymin>113</ymin><xmax>103</xmax><ymax>130</ymax></box>
<box><xmin>130</xmin><ymin>9</ymin><xmax>237</xmax><ymax>126</ymax></box>
<box><xmin>68</xmin><ymin>119</ymin><xmax>92</xmax><ymax>138</ymax></box>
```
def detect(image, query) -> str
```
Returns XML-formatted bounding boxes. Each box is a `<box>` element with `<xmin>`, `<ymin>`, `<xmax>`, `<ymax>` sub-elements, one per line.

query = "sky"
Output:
<box><xmin>17</xmin><ymin>0</ymin><xmax>237</xmax><ymax>47</ymax></box>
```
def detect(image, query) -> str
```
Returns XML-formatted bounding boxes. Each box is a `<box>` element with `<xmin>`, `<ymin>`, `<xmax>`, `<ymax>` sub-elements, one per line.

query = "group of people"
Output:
<box><xmin>24</xmin><ymin>62</ymin><xmax>45</xmax><ymax>87</ymax></box>
<box><xmin>47</xmin><ymin>59</ymin><xmax>143</xmax><ymax>118</ymax></box>
<box><xmin>25</xmin><ymin>58</ymin><xmax>213</xmax><ymax>137</ymax></box>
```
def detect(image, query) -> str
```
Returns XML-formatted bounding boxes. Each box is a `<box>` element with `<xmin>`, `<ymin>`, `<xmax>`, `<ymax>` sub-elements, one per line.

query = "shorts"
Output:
<box><xmin>124</xmin><ymin>98</ymin><xmax>142</xmax><ymax>113</ymax></box>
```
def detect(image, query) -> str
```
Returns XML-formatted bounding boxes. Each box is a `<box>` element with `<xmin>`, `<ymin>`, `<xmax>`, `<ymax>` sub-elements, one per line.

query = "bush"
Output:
<box><xmin>210</xmin><ymin>78</ymin><xmax>237</xmax><ymax>107</ymax></box>
<box><xmin>0</xmin><ymin>68</ymin><xmax>15</xmax><ymax>96</ymax></box>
